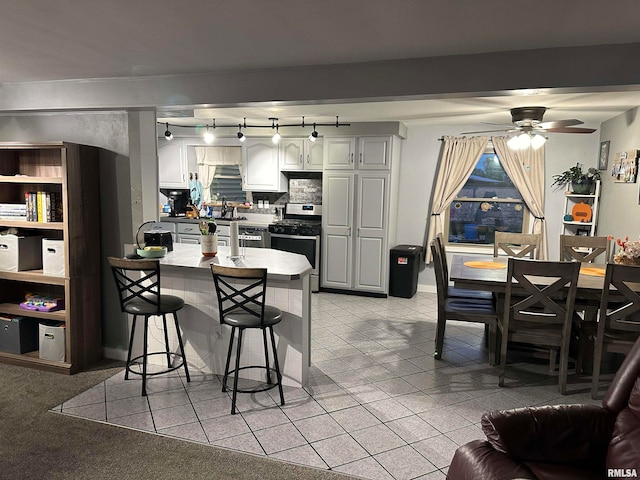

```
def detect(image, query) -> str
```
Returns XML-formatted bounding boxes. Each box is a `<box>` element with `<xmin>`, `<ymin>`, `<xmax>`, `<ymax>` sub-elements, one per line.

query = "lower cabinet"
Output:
<box><xmin>321</xmin><ymin>171</ymin><xmax>391</xmax><ymax>294</ymax></box>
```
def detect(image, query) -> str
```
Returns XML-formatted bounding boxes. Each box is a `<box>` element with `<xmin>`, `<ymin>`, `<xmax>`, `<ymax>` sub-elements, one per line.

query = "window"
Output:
<box><xmin>446</xmin><ymin>151</ymin><xmax>528</xmax><ymax>245</ymax></box>
<box><xmin>209</xmin><ymin>164</ymin><xmax>246</xmax><ymax>203</ymax></box>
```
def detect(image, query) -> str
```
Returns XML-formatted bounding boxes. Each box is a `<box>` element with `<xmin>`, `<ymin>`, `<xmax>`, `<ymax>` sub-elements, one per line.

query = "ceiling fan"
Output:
<box><xmin>462</xmin><ymin>106</ymin><xmax>596</xmax><ymax>149</ymax></box>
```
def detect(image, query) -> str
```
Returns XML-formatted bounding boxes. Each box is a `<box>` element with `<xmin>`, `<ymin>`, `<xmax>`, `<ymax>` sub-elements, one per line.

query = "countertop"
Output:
<box><xmin>155</xmin><ymin>243</ymin><xmax>312</xmax><ymax>280</ymax></box>
<box><xmin>159</xmin><ymin>214</ymin><xmax>274</xmax><ymax>228</ymax></box>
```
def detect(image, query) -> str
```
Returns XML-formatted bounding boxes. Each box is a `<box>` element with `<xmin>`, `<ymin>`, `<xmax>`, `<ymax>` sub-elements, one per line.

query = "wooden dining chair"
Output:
<box><xmin>431</xmin><ymin>241</ymin><xmax>498</xmax><ymax>363</ymax></box>
<box><xmin>559</xmin><ymin>234</ymin><xmax>612</xmax><ymax>374</ymax></box>
<box><xmin>591</xmin><ymin>263</ymin><xmax>640</xmax><ymax>399</ymax></box>
<box><xmin>434</xmin><ymin>234</ymin><xmax>493</xmax><ymax>301</ymax></box>
<box><xmin>498</xmin><ymin>258</ymin><xmax>580</xmax><ymax>394</ymax></box>
<box><xmin>560</xmin><ymin>234</ymin><xmax>611</xmax><ymax>263</ymax></box>
<box><xmin>493</xmin><ymin>232</ymin><xmax>541</xmax><ymax>259</ymax></box>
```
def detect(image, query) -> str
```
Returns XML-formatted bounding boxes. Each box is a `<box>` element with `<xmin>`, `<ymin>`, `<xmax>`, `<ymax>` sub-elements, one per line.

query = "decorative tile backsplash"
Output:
<box><xmin>289</xmin><ymin>179</ymin><xmax>322</xmax><ymax>204</ymax></box>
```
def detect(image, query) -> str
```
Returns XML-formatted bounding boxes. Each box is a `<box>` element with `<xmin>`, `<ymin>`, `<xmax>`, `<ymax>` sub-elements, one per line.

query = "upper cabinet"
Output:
<box><xmin>242</xmin><ymin>139</ymin><xmax>287</xmax><ymax>192</ymax></box>
<box><xmin>280</xmin><ymin>138</ymin><xmax>324</xmax><ymax>172</ymax></box>
<box><xmin>323</xmin><ymin>136</ymin><xmax>390</xmax><ymax>170</ymax></box>
<box><xmin>158</xmin><ymin>139</ymin><xmax>189</xmax><ymax>189</ymax></box>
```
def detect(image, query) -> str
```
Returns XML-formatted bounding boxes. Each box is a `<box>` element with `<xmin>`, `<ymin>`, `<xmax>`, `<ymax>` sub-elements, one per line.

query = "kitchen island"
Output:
<box><xmin>133</xmin><ymin>243</ymin><xmax>312</xmax><ymax>387</ymax></box>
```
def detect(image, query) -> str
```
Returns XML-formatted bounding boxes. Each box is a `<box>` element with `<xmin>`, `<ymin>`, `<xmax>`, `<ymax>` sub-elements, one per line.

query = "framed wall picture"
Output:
<box><xmin>599</xmin><ymin>140</ymin><xmax>610</xmax><ymax>170</ymax></box>
<box><xmin>611</xmin><ymin>149</ymin><xmax>638</xmax><ymax>183</ymax></box>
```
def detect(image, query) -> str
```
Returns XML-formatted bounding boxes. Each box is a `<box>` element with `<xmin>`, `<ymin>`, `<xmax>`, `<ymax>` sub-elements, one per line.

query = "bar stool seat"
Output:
<box><xmin>108</xmin><ymin>257</ymin><xmax>190</xmax><ymax>396</ymax></box>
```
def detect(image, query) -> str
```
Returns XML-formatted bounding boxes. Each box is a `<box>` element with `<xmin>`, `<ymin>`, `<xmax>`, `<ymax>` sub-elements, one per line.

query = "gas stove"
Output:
<box><xmin>268</xmin><ymin>219</ymin><xmax>321</xmax><ymax>236</ymax></box>
<box><xmin>268</xmin><ymin>203</ymin><xmax>322</xmax><ymax>236</ymax></box>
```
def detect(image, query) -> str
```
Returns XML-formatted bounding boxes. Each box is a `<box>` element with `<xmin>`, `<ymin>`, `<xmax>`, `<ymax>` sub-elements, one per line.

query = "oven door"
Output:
<box><xmin>270</xmin><ymin>233</ymin><xmax>320</xmax><ymax>291</ymax></box>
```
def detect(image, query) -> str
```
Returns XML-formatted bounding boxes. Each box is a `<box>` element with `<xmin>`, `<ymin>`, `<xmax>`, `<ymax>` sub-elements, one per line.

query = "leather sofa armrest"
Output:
<box><xmin>481</xmin><ymin>405</ymin><xmax>614</xmax><ymax>466</ymax></box>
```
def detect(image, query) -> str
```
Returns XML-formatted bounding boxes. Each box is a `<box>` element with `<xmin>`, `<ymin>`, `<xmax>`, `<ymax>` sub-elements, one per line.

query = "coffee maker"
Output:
<box><xmin>161</xmin><ymin>188</ymin><xmax>190</xmax><ymax>216</ymax></box>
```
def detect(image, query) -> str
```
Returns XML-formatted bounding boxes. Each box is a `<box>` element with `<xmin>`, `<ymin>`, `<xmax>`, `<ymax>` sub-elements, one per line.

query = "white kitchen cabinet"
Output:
<box><xmin>322</xmin><ymin>172</ymin><xmax>355</xmax><ymax>289</ymax></box>
<box><xmin>321</xmin><ymin>135</ymin><xmax>400</xmax><ymax>295</ymax></box>
<box><xmin>242</xmin><ymin>139</ymin><xmax>287</xmax><ymax>192</ymax></box>
<box><xmin>280</xmin><ymin>138</ymin><xmax>323</xmax><ymax>171</ymax></box>
<box><xmin>158</xmin><ymin>139</ymin><xmax>189</xmax><ymax>188</ymax></box>
<box><xmin>322</xmin><ymin>171</ymin><xmax>391</xmax><ymax>294</ymax></box>
<box><xmin>323</xmin><ymin>136</ymin><xmax>390</xmax><ymax>170</ymax></box>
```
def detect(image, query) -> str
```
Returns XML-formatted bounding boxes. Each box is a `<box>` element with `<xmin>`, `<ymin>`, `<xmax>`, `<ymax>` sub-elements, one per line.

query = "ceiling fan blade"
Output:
<box><xmin>460</xmin><ymin>128</ymin><xmax>514</xmax><ymax>134</ymax></box>
<box><xmin>537</xmin><ymin>119</ymin><xmax>584</xmax><ymax>129</ymax></box>
<box><xmin>545</xmin><ymin>126</ymin><xmax>597</xmax><ymax>134</ymax></box>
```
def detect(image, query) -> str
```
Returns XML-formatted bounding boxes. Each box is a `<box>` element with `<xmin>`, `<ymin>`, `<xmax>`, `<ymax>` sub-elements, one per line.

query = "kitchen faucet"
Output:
<box><xmin>220</xmin><ymin>197</ymin><xmax>228</xmax><ymax>219</ymax></box>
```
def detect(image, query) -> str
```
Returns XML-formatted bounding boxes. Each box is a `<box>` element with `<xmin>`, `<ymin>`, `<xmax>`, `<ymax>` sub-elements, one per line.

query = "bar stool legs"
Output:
<box><xmin>222</xmin><ymin>325</ymin><xmax>285</xmax><ymax>415</ymax></box>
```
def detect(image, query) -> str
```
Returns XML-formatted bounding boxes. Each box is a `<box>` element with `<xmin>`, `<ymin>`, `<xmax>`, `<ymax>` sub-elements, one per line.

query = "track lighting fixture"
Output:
<box><xmin>157</xmin><ymin>116</ymin><xmax>350</xmax><ymax>142</ymax></box>
<box><xmin>308</xmin><ymin>124</ymin><xmax>318</xmax><ymax>142</ymax></box>
<box><xmin>203</xmin><ymin>123</ymin><xmax>214</xmax><ymax>144</ymax></box>
<box><xmin>237</xmin><ymin>127</ymin><xmax>245</xmax><ymax>142</ymax></box>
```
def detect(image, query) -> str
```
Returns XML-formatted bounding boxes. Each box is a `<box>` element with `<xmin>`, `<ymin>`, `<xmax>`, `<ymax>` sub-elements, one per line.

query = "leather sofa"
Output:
<box><xmin>447</xmin><ymin>336</ymin><xmax>640</xmax><ymax>479</ymax></box>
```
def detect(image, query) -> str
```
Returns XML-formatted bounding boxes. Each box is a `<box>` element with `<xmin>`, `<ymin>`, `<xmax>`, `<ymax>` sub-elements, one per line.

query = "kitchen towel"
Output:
<box><xmin>230</xmin><ymin>221</ymin><xmax>240</xmax><ymax>257</ymax></box>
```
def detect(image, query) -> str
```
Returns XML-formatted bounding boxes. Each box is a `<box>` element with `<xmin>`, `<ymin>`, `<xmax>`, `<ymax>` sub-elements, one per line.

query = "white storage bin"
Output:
<box><xmin>42</xmin><ymin>239</ymin><xmax>65</xmax><ymax>276</ymax></box>
<box><xmin>39</xmin><ymin>322</ymin><xmax>66</xmax><ymax>362</ymax></box>
<box><xmin>0</xmin><ymin>234</ymin><xmax>43</xmax><ymax>272</ymax></box>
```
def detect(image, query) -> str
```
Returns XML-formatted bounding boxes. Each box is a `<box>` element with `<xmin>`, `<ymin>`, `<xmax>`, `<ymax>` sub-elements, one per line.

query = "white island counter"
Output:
<box><xmin>137</xmin><ymin>243</ymin><xmax>313</xmax><ymax>387</ymax></box>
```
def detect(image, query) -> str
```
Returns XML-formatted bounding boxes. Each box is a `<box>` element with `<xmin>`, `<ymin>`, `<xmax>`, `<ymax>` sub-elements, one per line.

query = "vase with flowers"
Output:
<box><xmin>551</xmin><ymin>163</ymin><xmax>601</xmax><ymax>194</ymax></box>
<box><xmin>612</xmin><ymin>236</ymin><xmax>640</xmax><ymax>265</ymax></box>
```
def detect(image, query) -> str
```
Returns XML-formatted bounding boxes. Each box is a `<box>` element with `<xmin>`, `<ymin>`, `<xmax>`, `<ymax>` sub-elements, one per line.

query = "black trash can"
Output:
<box><xmin>389</xmin><ymin>245</ymin><xmax>424</xmax><ymax>298</ymax></box>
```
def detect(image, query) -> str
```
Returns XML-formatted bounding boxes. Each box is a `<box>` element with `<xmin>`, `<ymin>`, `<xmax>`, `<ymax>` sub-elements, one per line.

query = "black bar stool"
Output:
<box><xmin>108</xmin><ymin>257</ymin><xmax>190</xmax><ymax>396</ymax></box>
<box><xmin>211</xmin><ymin>265</ymin><xmax>285</xmax><ymax>414</ymax></box>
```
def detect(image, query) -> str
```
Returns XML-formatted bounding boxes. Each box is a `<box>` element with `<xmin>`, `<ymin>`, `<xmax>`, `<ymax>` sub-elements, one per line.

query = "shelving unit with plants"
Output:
<box><xmin>551</xmin><ymin>164</ymin><xmax>602</xmax><ymax>237</ymax></box>
<box><xmin>561</xmin><ymin>180</ymin><xmax>601</xmax><ymax>236</ymax></box>
<box><xmin>0</xmin><ymin>142</ymin><xmax>101</xmax><ymax>374</ymax></box>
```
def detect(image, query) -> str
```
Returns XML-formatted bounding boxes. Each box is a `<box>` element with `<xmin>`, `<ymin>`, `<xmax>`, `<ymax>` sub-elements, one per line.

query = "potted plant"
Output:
<box><xmin>551</xmin><ymin>163</ymin><xmax>601</xmax><ymax>194</ymax></box>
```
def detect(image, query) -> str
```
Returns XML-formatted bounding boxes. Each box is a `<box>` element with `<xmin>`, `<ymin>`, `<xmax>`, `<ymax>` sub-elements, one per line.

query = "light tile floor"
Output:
<box><xmin>52</xmin><ymin>291</ymin><xmax>601</xmax><ymax>480</ymax></box>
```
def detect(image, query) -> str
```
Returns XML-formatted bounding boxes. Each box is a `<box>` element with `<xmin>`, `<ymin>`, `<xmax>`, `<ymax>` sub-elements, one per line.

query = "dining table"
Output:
<box><xmin>449</xmin><ymin>254</ymin><xmax>608</xmax><ymax>366</ymax></box>
<box><xmin>449</xmin><ymin>254</ymin><xmax>607</xmax><ymax>301</ymax></box>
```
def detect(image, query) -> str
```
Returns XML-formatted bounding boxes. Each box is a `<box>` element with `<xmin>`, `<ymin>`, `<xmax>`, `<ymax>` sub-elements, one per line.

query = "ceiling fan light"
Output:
<box><xmin>531</xmin><ymin>134</ymin><xmax>547</xmax><ymax>149</ymax></box>
<box><xmin>507</xmin><ymin>135</ymin><xmax>521</xmax><ymax>150</ymax></box>
<box><xmin>518</xmin><ymin>133</ymin><xmax>532</xmax><ymax>149</ymax></box>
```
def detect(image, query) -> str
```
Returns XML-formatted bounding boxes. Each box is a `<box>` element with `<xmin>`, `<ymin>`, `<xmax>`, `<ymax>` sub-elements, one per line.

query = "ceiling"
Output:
<box><xmin>4</xmin><ymin>0</ymin><xmax>640</xmax><ymax>127</ymax></box>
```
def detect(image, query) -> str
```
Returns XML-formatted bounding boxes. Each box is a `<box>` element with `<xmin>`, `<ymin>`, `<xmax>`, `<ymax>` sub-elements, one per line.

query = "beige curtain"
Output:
<box><xmin>195</xmin><ymin>146</ymin><xmax>243</xmax><ymax>203</ymax></box>
<box><xmin>492</xmin><ymin>136</ymin><xmax>548</xmax><ymax>259</ymax></box>
<box><xmin>425</xmin><ymin>135</ymin><xmax>489</xmax><ymax>263</ymax></box>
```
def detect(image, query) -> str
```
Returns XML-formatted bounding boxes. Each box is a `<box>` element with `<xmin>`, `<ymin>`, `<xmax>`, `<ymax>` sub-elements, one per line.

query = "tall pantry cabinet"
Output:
<box><xmin>0</xmin><ymin>142</ymin><xmax>102</xmax><ymax>374</ymax></box>
<box><xmin>321</xmin><ymin>136</ymin><xmax>400</xmax><ymax>295</ymax></box>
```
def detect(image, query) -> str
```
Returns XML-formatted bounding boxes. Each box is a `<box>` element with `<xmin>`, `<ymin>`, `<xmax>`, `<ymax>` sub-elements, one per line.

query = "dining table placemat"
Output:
<box><xmin>580</xmin><ymin>266</ymin><xmax>606</xmax><ymax>277</ymax></box>
<box><xmin>464</xmin><ymin>260</ymin><xmax>506</xmax><ymax>269</ymax></box>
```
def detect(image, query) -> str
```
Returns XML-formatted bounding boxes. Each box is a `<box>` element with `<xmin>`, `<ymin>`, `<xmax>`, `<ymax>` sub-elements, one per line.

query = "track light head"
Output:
<box><xmin>164</xmin><ymin>122</ymin><xmax>173</xmax><ymax>141</ymax></box>
<box><xmin>203</xmin><ymin>125</ymin><xmax>214</xmax><ymax>144</ymax></box>
<box><xmin>308</xmin><ymin>130</ymin><xmax>318</xmax><ymax>142</ymax></box>
<box><xmin>237</xmin><ymin>131</ymin><xmax>245</xmax><ymax>142</ymax></box>
<box><xmin>272</xmin><ymin>127</ymin><xmax>281</xmax><ymax>144</ymax></box>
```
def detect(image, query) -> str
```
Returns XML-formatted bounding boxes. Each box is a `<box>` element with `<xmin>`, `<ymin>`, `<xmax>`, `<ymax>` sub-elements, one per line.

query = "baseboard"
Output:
<box><xmin>417</xmin><ymin>284</ymin><xmax>436</xmax><ymax>294</ymax></box>
<box><xmin>103</xmin><ymin>346</ymin><xmax>128</xmax><ymax>362</ymax></box>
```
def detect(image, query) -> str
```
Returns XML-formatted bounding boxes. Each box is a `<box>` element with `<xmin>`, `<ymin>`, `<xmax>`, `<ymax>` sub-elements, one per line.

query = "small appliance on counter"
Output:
<box><xmin>160</xmin><ymin>188</ymin><xmax>190</xmax><ymax>217</ymax></box>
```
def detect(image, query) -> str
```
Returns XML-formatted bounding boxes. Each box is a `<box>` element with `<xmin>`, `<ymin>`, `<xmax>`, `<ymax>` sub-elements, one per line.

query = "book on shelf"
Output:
<box><xmin>24</xmin><ymin>191</ymin><xmax>62</xmax><ymax>222</ymax></box>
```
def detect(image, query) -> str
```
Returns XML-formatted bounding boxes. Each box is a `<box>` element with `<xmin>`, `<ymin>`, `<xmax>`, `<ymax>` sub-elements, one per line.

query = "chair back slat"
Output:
<box><xmin>600</xmin><ymin>264</ymin><xmax>640</xmax><ymax>333</ymax></box>
<box><xmin>560</xmin><ymin>235</ymin><xmax>611</xmax><ymax>263</ymax></box>
<box><xmin>108</xmin><ymin>257</ymin><xmax>161</xmax><ymax>314</ymax></box>
<box><xmin>504</xmin><ymin>259</ymin><xmax>580</xmax><ymax>327</ymax></box>
<box><xmin>211</xmin><ymin>265</ymin><xmax>268</xmax><ymax>327</ymax></box>
<box><xmin>494</xmin><ymin>232</ymin><xmax>541</xmax><ymax>259</ymax></box>
<box><xmin>430</xmin><ymin>240</ymin><xmax>448</xmax><ymax>302</ymax></box>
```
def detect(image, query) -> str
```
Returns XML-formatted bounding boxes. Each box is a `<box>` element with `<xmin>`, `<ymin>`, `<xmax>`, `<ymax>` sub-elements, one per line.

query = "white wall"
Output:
<box><xmin>394</xmin><ymin>122</ymin><xmax>600</xmax><ymax>289</ymax></box>
<box><xmin>598</xmin><ymin>107</ymin><xmax>640</xmax><ymax>244</ymax></box>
